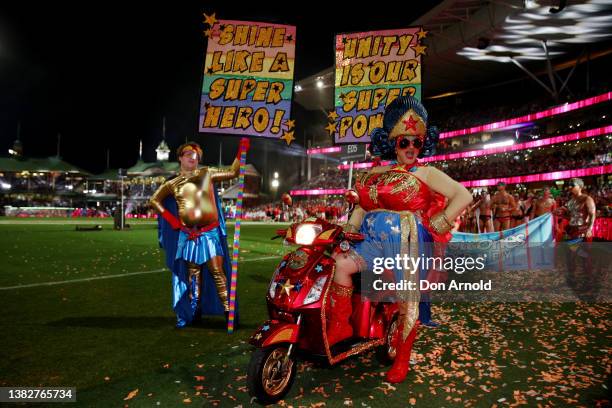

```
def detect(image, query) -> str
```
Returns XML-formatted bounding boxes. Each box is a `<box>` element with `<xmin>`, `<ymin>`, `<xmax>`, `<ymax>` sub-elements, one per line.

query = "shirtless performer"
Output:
<box><xmin>476</xmin><ymin>189</ymin><xmax>494</xmax><ymax>233</ymax></box>
<box><xmin>511</xmin><ymin>194</ymin><xmax>524</xmax><ymax>228</ymax></box>
<box><xmin>533</xmin><ymin>187</ymin><xmax>557</xmax><ymax>218</ymax></box>
<box><xmin>491</xmin><ymin>182</ymin><xmax>516</xmax><ymax>232</ymax></box>
<box><xmin>558</xmin><ymin>178</ymin><xmax>596</xmax><ymax>241</ymax></box>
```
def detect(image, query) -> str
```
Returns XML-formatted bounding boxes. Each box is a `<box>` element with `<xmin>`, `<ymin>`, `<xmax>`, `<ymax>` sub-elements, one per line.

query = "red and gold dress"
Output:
<box><xmin>352</xmin><ymin>163</ymin><xmax>449</xmax><ymax>335</ymax></box>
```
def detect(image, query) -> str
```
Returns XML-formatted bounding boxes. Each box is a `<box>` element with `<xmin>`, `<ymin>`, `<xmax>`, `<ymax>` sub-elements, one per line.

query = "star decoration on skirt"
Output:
<box><xmin>281</xmin><ymin>280</ymin><xmax>295</xmax><ymax>296</ymax></box>
<box><xmin>403</xmin><ymin>115</ymin><xmax>419</xmax><ymax>131</ymax></box>
<box><xmin>327</xmin><ymin>110</ymin><xmax>339</xmax><ymax>121</ymax></box>
<box><xmin>262</xmin><ymin>324</ymin><xmax>270</xmax><ymax>331</ymax></box>
<box><xmin>391</xmin><ymin>225</ymin><xmax>401</xmax><ymax>234</ymax></box>
<box><xmin>285</xmin><ymin>119</ymin><xmax>295</xmax><ymax>130</ymax></box>
<box><xmin>411</xmin><ymin>43</ymin><xmax>427</xmax><ymax>57</ymax></box>
<box><xmin>203</xmin><ymin>12</ymin><xmax>218</xmax><ymax>27</ymax></box>
<box><xmin>254</xmin><ymin>333</ymin><xmax>262</xmax><ymax>340</ymax></box>
<box><xmin>280</xmin><ymin>130</ymin><xmax>295</xmax><ymax>145</ymax></box>
<box><xmin>315</xmin><ymin>264</ymin><xmax>323</xmax><ymax>273</ymax></box>
<box><xmin>294</xmin><ymin>281</ymin><xmax>303</xmax><ymax>293</ymax></box>
<box><xmin>325</xmin><ymin>122</ymin><xmax>337</xmax><ymax>136</ymax></box>
<box><xmin>416</xmin><ymin>28</ymin><xmax>428</xmax><ymax>40</ymax></box>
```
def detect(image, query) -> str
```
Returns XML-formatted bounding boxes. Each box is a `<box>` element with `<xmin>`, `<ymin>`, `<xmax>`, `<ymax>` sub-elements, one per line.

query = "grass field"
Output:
<box><xmin>0</xmin><ymin>220</ymin><xmax>610</xmax><ymax>407</ymax></box>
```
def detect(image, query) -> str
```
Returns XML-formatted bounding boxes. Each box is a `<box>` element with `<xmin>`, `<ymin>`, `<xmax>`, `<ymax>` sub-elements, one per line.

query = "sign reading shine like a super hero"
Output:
<box><xmin>332</xmin><ymin>27</ymin><xmax>426</xmax><ymax>144</ymax></box>
<box><xmin>199</xmin><ymin>19</ymin><xmax>296</xmax><ymax>140</ymax></box>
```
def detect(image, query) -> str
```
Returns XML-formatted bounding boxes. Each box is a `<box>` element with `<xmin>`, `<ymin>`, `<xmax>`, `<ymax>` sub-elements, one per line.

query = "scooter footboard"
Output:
<box><xmin>249</xmin><ymin>320</ymin><xmax>300</xmax><ymax>347</ymax></box>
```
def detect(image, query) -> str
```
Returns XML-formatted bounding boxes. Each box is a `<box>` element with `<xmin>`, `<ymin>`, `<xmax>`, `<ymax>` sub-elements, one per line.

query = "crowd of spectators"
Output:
<box><xmin>242</xmin><ymin>198</ymin><xmax>347</xmax><ymax>223</ymax></box>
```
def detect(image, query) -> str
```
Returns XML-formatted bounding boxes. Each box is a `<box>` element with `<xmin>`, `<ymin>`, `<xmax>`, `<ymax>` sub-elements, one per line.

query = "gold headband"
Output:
<box><xmin>389</xmin><ymin>109</ymin><xmax>427</xmax><ymax>140</ymax></box>
<box><xmin>180</xmin><ymin>145</ymin><xmax>202</xmax><ymax>158</ymax></box>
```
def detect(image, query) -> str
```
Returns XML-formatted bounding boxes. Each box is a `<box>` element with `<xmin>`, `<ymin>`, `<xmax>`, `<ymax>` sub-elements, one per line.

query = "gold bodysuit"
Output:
<box><xmin>149</xmin><ymin>159</ymin><xmax>240</xmax><ymax>313</ymax></box>
<box><xmin>149</xmin><ymin>159</ymin><xmax>240</xmax><ymax>227</ymax></box>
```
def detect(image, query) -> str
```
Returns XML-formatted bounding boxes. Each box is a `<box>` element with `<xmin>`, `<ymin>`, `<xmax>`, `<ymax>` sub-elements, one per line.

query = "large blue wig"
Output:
<box><xmin>369</xmin><ymin>95</ymin><xmax>439</xmax><ymax>161</ymax></box>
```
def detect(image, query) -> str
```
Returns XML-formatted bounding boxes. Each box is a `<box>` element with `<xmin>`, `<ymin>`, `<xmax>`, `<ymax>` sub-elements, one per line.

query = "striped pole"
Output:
<box><xmin>227</xmin><ymin>138</ymin><xmax>248</xmax><ymax>333</ymax></box>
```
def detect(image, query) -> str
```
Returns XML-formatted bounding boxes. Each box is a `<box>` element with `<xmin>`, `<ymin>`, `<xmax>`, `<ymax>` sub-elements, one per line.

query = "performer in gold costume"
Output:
<box><xmin>150</xmin><ymin>139</ymin><xmax>249</xmax><ymax>327</ymax></box>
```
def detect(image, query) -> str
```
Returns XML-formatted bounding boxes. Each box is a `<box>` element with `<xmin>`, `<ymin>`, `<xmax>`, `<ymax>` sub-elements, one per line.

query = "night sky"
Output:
<box><xmin>0</xmin><ymin>1</ymin><xmax>438</xmax><ymax>174</ymax></box>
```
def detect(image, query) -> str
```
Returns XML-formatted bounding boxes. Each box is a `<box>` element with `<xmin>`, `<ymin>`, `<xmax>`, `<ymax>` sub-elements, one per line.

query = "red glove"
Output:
<box><xmin>161</xmin><ymin>210</ymin><xmax>182</xmax><ymax>230</ymax></box>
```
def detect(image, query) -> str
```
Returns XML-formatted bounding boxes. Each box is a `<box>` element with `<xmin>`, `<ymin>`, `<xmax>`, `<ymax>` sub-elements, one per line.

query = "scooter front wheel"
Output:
<box><xmin>247</xmin><ymin>345</ymin><xmax>297</xmax><ymax>405</ymax></box>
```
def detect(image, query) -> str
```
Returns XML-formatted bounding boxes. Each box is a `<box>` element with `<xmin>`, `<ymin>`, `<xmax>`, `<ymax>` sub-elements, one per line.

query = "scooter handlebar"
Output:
<box><xmin>343</xmin><ymin>232</ymin><xmax>365</xmax><ymax>242</ymax></box>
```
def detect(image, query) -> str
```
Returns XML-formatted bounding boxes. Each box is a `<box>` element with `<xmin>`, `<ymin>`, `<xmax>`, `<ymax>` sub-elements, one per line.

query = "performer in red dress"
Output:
<box><xmin>328</xmin><ymin>96</ymin><xmax>473</xmax><ymax>383</ymax></box>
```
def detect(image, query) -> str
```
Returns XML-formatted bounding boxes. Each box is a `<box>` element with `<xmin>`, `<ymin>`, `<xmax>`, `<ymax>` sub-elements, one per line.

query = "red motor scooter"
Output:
<box><xmin>247</xmin><ymin>197</ymin><xmax>400</xmax><ymax>404</ymax></box>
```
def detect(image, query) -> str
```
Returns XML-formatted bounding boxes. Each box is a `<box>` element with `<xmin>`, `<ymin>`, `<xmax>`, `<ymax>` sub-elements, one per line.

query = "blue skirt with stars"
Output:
<box><xmin>353</xmin><ymin>210</ymin><xmax>432</xmax><ymax>284</ymax></box>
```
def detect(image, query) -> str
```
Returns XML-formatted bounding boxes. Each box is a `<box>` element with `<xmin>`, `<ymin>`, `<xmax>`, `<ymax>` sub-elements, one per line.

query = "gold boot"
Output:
<box><xmin>207</xmin><ymin>256</ymin><xmax>229</xmax><ymax>312</ymax></box>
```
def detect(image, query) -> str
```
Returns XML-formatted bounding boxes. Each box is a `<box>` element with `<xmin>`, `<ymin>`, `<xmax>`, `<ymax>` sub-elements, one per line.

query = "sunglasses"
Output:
<box><xmin>397</xmin><ymin>137</ymin><xmax>423</xmax><ymax>149</ymax></box>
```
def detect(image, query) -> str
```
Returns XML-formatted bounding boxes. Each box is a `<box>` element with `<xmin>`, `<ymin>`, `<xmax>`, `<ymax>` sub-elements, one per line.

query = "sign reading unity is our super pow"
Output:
<box><xmin>331</xmin><ymin>27</ymin><xmax>427</xmax><ymax>144</ymax></box>
<box><xmin>200</xmin><ymin>16</ymin><xmax>296</xmax><ymax>144</ymax></box>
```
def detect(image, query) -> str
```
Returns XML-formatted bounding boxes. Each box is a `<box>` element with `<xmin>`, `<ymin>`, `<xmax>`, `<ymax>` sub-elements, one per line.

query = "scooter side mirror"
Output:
<box><xmin>281</xmin><ymin>193</ymin><xmax>293</xmax><ymax>207</ymax></box>
<box><xmin>344</xmin><ymin>190</ymin><xmax>359</xmax><ymax>205</ymax></box>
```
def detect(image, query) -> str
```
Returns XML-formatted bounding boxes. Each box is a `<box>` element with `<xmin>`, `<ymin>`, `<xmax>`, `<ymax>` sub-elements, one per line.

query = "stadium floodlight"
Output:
<box><xmin>8</xmin><ymin>149</ymin><xmax>17</xmax><ymax>156</ymax></box>
<box><xmin>316</xmin><ymin>78</ymin><xmax>324</xmax><ymax>88</ymax></box>
<box><xmin>271</xmin><ymin>179</ymin><xmax>279</xmax><ymax>188</ymax></box>
<box><xmin>294</xmin><ymin>85</ymin><xmax>302</xmax><ymax>92</ymax></box>
<box><xmin>483</xmin><ymin>140</ymin><xmax>515</xmax><ymax>149</ymax></box>
<box><xmin>1</xmin><ymin>182</ymin><xmax>11</xmax><ymax>190</ymax></box>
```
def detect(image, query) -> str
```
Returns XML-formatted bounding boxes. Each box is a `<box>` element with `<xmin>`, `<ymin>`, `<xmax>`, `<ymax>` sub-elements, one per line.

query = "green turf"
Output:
<box><xmin>0</xmin><ymin>221</ymin><xmax>609</xmax><ymax>407</ymax></box>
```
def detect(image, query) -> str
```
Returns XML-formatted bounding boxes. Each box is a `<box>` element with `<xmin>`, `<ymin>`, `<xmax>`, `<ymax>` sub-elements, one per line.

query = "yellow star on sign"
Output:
<box><xmin>416</xmin><ymin>28</ymin><xmax>428</xmax><ymax>40</ymax></box>
<box><xmin>325</xmin><ymin>122</ymin><xmax>337</xmax><ymax>136</ymax></box>
<box><xmin>285</xmin><ymin>119</ymin><xmax>295</xmax><ymax>130</ymax></box>
<box><xmin>204</xmin><ymin>28</ymin><xmax>212</xmax><ymax>38</ymax></box>
<box><xmin>411</xmin><ymin>43</ymin><xmax>427</xmax><ymax>57</ymax></box>
<box><xmin>203</xmin><ymin>12</ymin><xmax>218</xmax><ymax>27</ymax></box>
<box><xmin>280</xmin><ymin>130</ymin><xmax>295</xmax><ymax>145</ymax></box>
<box><xmin>327</xmin><ymin>110</ymin><xmax>339</xmax><ymax>121</ymax></box>
<box><xmin>281</xmin><ymin>280</ymin><xmax>294</xmax><ymax>296</ymax></box>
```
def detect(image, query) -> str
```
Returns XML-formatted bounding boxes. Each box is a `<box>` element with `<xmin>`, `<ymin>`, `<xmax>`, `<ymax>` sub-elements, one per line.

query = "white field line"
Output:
<box><xmin>0</xmin><ymin>255</ymin><xmax>280</xmax><ymax>290</ymax></box>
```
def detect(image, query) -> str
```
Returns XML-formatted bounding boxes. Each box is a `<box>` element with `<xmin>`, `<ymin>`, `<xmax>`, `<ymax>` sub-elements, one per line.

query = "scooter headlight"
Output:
<box><xmin>295</xmin><ymin>224</ymin><xmax>322</xmax><ymax>245</ymax></box>
<box><xmin>303</xmin><ymin>276</ymin><xmax>327</xmax><ymax>305</ymax></box>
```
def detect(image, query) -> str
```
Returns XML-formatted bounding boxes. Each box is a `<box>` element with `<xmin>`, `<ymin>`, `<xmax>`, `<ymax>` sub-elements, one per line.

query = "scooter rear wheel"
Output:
<box><xmin>247</xmin><ymin>345</ymin><xmax>297</xmax><ymax>405</ymax></box>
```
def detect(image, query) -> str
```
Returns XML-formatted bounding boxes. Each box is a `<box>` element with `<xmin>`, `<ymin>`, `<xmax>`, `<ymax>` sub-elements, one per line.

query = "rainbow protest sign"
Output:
<box><xmin>200</xmin><ymin>19</ymin><xmax>296</xmax><ymax>142</ymax></box>
<box><xmin>331</xmin><ymin>27</ymin><xmax>426</xmax><ymax>143</ymax></box>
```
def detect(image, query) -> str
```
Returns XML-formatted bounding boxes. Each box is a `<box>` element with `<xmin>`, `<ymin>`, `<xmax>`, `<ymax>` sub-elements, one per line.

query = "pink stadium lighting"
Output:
<box><xmin>439</xmin><ymin>91</ymin><xmax>612</xmax><ymax>139</ymax></box>
<box><xmin>422</xmin><ymin>125</ymin><xmax>612</xmax><ymax>163</ymax></box>
<box><xmin>307</xmin><ymin>146</ymin><xmax>342</xmax><ymax>155</ymax></box>
<box><xmin>289</xmin><ymin>188</ymin><xmax>346</xmax><ymax>196</ymax></box>
<box><xmin>338</xmin><ymin>125</ymin><xmax>612</xmax><ymax>169</ymax></box>
<box><xmin>460</xmin><ymin>165</ymin><xmax>612</xmax><ymax>188</ymax></box>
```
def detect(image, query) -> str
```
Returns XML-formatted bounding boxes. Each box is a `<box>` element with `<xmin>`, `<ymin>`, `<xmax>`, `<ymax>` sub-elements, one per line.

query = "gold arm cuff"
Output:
<box><xmin>430</xmin><ymin>211</ymin><xmax>453</xmax><ymax>234</ymax></box>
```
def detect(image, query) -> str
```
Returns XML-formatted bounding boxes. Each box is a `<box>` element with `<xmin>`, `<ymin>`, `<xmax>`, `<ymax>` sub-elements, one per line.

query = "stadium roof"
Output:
<box><xmin>294</xmin><ymin>0</ymin><xmax>612</xmax><ymax>110</ymax></box>
<box><xmin>0</xmin><ymin>156</ymin><xmax>91</xmax><ymax>175</ymax></box>
<box><xmin>126</xmin><ymin>160</ymin><xmax>180</xmax><ymax>176</ymax></box>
